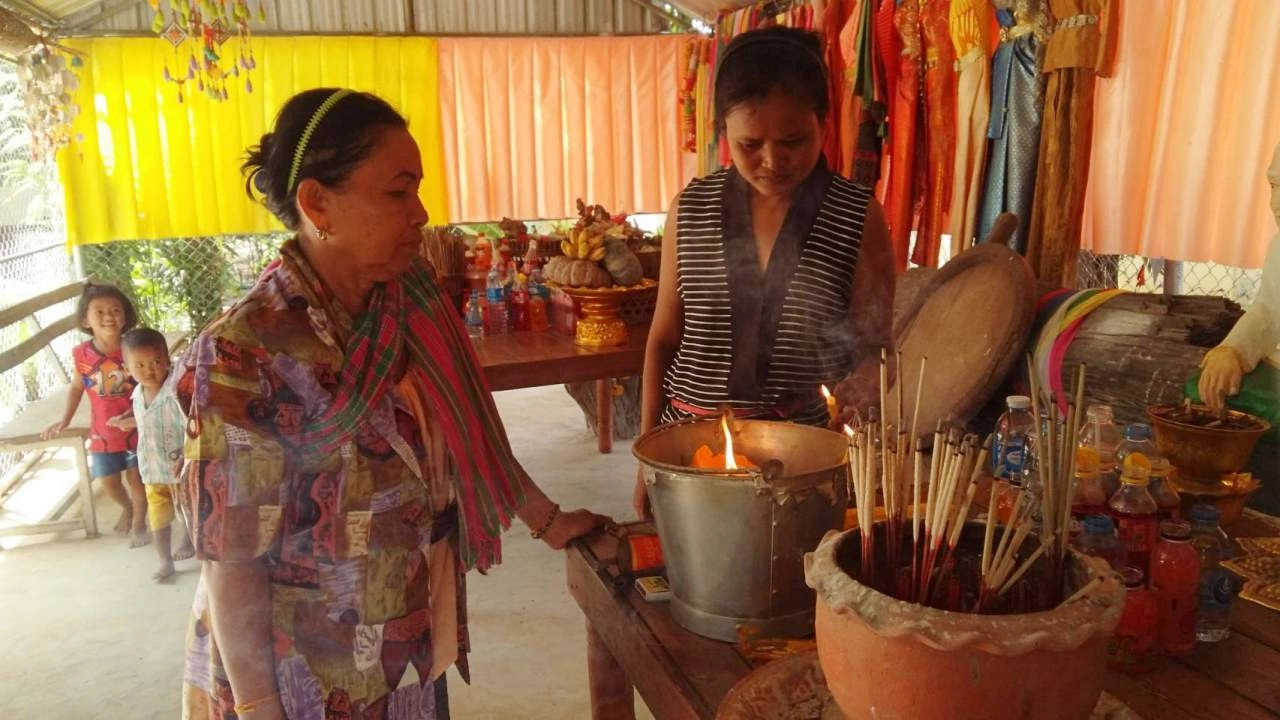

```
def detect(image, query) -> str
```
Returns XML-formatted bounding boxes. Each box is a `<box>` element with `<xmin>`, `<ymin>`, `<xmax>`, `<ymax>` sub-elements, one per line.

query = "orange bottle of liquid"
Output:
<box><xmin>1150</xmin><ymin>520</ymin><xmax>1200</xmax><ymax>656</ymax></box>
<box><xmin>1108</xmin><ymin>567</ymin><xmax>1159</xmax><ymax>674</ymax></box>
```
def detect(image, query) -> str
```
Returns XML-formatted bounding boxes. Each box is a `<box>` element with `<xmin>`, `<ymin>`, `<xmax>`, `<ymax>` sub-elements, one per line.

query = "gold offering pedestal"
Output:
<box><xmin>554</xmin><ymin>279</ymin><xmax>657</xmax><ymax>348</ymax></box>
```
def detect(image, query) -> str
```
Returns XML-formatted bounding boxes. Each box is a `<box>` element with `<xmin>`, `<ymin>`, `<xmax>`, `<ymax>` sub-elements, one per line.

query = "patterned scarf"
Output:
<box><xmin>280</xmin><ymin>243</ymin><xmax>527</xmax><ymax>572</ymax></box>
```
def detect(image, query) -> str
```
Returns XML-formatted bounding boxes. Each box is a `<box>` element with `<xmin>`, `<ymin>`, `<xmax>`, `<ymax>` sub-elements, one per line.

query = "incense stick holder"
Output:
<box><xmin>805</xmin><ymin>525</ymin><xmax>1124</xmax><ymax>720</ymax></box>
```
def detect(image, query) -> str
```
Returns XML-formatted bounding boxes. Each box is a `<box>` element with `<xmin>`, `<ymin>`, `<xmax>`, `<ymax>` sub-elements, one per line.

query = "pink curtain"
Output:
<box><xmin>1081</xmin><ymin>0</ymin><xmax>1280</xmax><ymax>269</ymax></box>
<box><xmin>437</xmin><ymin>36</ymin><xmax>696</xmax><ymax>223</ymax></box>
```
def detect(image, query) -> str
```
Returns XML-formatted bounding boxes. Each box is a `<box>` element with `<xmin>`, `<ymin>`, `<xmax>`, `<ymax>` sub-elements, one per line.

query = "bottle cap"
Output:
<box><xmin>1120</xmin><ymin>567</ymin><xmax>1145</xmax><ymax>588</ymax></box>
<box><xmin>1159</xmin><ymin>519</ymin><xmax>1192</xmax><ymax>541</ymax></box>
<box><xmin>1006</xmin><ymin>395</ymin><xmax>1031</xmax><ymax>410</ymax></box>
<box><xmin>1120</xmin><ymin>462</ymin><xmax>1150</xmax><ymax>485</ymax></box>
<box><xmin>1123</xmin><ymin>423</ymin><xmax>1152</xmax><ymax>441</ymax></box>
<box><xmin>1190</xmin><ymin>504</ymin><xmax>1221</xmax><ymax>524</ymax></box>
<box><xmin>1083</xmin><ymin>514</ymin><xmax>1115</xmax><ymax>535</ymax></box>
<box><xmin>1075</xmin><ymin>446</ymin><xmax>1101</xmax><ymax>475</ymax></box>
<box><xmin>1086</xmin><ymin>404</ymin><xmax>1114</xmax><ymax>420</ymax></box>
<box><xmin>1122</xmin><ymin>452</ymin><xmax>1152</xmax><ymax>475</ymax></box>
<box><xmin>1148</xmin><ymin>457</ymin><xmax>1171</xmax><ymax>478</ymax></box>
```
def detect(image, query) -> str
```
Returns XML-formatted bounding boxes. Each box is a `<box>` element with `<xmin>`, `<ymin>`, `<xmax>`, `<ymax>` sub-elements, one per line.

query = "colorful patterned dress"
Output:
<box><xmin>884</xmin><ymin>0</ymin><xmax>922</xmax><ymax>273</ymax></box>
<box><xmin>180</xmin><ymin>242</ymin><xmax>468</xmax><ymax>720</ymax></box>
<box><xmin>911</xmin><ymin>0</ymin><xmax>958</xmax><ymax>268</ymax></box>
<box><xmin>977</xmin><ymin>1</ymin><xmax>1047</xmax><ymax>254</ymax></box>
<box><xmin>1027</xmin><ymin>0</ymin><xmax>1118</xmax><ymax>286</ymax></box>
<box><xmin>947</xmin><ymin>0</ymin><xmax>993</xmax><ymax>252</ymax></box>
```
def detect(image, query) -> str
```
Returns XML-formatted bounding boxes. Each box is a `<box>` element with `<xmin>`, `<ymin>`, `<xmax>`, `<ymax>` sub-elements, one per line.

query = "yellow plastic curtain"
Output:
<box><xmin>437</xmin><ymin>35</ymin><xmax>696</xmax><ymax>222</ymax></box>
<box><xmin>57</xmin><ymin>36</ymin><xmax>449</xmax><ymax>246</ymax></box>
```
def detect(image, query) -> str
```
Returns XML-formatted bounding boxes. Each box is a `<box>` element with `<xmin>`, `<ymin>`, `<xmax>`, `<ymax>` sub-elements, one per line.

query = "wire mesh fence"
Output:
<box><xmin>0</xmin><ymin>224</ymin><xmax>75</xmax><ymax>481</ymax></box>
<box><xmin>1078</xmin><ymin>250</ymin><xmax>1262</xmax><ymax>305</ymax></box>
<box><xmin>77</xmin><ymin>233</ymin><xmax>287</xmax><ymax>335</ymax></box>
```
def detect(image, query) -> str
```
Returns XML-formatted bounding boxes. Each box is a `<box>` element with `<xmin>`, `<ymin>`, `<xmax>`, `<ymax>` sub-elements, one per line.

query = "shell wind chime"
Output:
<box><xmin>0</xmin><ymin>6</ymin><xmax>83</xmax><ymax>162</ymax></box>
<box><xmin>149</xmin><ymin>0</ymin><xmax>265</xmax><ymax>102</ymax></box>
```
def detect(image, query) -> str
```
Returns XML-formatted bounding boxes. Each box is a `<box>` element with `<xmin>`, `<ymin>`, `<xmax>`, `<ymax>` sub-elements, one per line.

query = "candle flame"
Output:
<box><xmin>843</xmin><ymin>424</ymin><xmax>855</xmax><ymax>439</ymax></box>
<box><xmin>821</xmin><ymin>384</ymin><xmax>833</xmax><ymax>400</ymax></box>
<box><xmin>721</xmin><ymin>413</ymin><xmax>738</xmax><ymax>470</ymax></box>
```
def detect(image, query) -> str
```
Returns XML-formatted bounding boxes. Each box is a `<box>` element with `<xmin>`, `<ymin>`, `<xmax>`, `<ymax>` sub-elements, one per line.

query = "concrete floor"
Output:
<box><xmin>0</xmin><ymin>386</ymin><xmax>655</xmax><ymax>719</ymax></box>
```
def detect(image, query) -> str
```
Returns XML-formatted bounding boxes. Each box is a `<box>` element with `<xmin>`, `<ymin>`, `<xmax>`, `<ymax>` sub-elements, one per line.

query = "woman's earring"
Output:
<box><xmin>317</xmin><ymin>228</ymin><xmax>329</xmax><ymax>242</ymax></box>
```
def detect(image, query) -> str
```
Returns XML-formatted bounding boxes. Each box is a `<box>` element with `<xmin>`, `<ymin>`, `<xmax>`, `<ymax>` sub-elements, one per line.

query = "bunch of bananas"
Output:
<box><xmin>560</xmin><ymin>227</ymin><xmax>607</xmax><ymax>262</ymax></box>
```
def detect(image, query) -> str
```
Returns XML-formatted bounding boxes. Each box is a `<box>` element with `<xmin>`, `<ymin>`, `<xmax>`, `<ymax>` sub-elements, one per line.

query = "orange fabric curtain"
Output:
<box><xmin>437</xmin><ymin>35</ymin><xmax>695</xmax><ymax>222</ymax></box>
<box><xmin>1081</xmin><ymin>0</ymin><xmax>1280</xmax><ymax>269</ymax></box>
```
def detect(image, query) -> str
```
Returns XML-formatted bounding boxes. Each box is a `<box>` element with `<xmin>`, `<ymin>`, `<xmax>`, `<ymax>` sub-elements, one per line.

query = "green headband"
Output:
<box><xmin>287</xmin><ymin>89</ymin><xmax>353</xmax><ymax>193</ymax></box>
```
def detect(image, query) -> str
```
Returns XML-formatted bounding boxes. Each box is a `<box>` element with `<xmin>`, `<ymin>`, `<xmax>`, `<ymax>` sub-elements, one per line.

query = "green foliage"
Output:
<box><xmin>79</xmin><ymin>236</ymin><xmax>275</xmax><ymax>333</ymax></box>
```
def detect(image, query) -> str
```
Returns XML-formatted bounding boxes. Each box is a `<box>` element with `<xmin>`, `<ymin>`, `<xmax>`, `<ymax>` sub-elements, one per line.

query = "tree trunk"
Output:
<box><xmin>566</xmin><ymin>377</ymin><xmax>643</xmax><ymax>440</ymax></box>
<box><xmin>1060</xmin><ymin>294</ymin><xmax>1242</xmax><ymax>426</ymax></box>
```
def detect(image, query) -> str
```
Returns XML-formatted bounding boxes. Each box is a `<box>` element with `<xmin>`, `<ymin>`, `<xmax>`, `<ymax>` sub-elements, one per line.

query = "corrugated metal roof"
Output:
<box><xmin>669</xmin><ymin>0</ymin><xmax>753</xmax><ymax>19</ymax></box>
<box><xmin>3</xmin><ymin>0</ymin><xmax>100</xmax><ymax>24</ymax></box>
<box><xmin>57</xmin><ymin>0</ymin><xmax>668</xmax><ymax>35</ymax></box>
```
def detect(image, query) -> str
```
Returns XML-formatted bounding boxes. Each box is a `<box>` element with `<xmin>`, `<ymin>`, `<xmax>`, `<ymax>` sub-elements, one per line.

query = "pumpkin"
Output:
<box><xmin>602</xmin><ymin>236</ymin><xmax>643</xmax><ymax>286</ymax></box>
<box><xmin>545</xmin><ymin>256</ymin><xmax>612</xmax><ymax>288</ymax></box>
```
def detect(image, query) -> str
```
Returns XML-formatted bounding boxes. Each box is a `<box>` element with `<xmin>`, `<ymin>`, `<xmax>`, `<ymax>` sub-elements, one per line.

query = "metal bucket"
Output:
<box><xmin>633</xmin><ymin>417</ymin><xmax>850</xmax><ymax>641</ymax></box>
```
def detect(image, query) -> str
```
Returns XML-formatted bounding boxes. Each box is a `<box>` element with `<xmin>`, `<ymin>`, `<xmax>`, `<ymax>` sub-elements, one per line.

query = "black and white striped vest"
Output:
<box><xmin>661</xmin><ymin>165</ymin><xmax>871</xmax><ymax>427</ymax></box>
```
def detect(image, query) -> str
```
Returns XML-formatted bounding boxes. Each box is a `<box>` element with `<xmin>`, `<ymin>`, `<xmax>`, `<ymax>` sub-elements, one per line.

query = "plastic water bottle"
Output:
<box><xmin>528</xmin><ymin>276</ymin><xmax>550</xmax><ymax>332</ymax></box>
<box><xmin>464</xmin><ymin>289</ymin><xmax>484</xmax><ymax>339</ymax></box>
<box><xmin>1148</xmin><ymin>458</ymin><xmax>1181</xmax><ymax>522</ymax></box>
<box><xmin>510</xmin><ymin>274</ymin><xmax>531</xmax><ymax>332</ymax></box>
<box><xmin>1074</xmin><ymin>514</ymin><xmax>1125</xmax><ymax>571</ymax></box>
<box><xmin>1115</xmin><ymin>423</ymin><xmax>1159</xmax><ymax>474</ymax></box>
<box><xmin>992</xmin><ymin>396</ymin><xmax>1035</xmax><ymax>482</ymax></box>
<box><xmin>1191</xmin><ymin>504</ymin><xmax>1234</xmax><ymax>642</ymax></box>
<box><xmin>485</xmin><ymin>264</ymin><xmax>508</xmax><ymax>336</ymax></box>
<box><xmin>1080</xmin><ymin>404</ymin><xmax>1122</xmax><ymax>498</ymax></box>
<box><xmin>1150</xmin><ymin>520</ymin><xmax>1199</xmax><ymax>656</ymax></box>
<box><xmin>1109</xmin><ymin>461</ymin><xmax>1159</xmax><ymax>573</ymax></box>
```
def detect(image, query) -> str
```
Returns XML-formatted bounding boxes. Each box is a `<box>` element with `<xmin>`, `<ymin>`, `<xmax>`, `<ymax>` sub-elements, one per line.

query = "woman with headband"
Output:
<box><xmin>635</xmin><ymin>27</ymin><xmax>895</xmax><ymax>518</ymax></box>
<box><xmin>177</xmin><ymin>89</ymin><xmax>607</xmax><ymax>719</ymax></box>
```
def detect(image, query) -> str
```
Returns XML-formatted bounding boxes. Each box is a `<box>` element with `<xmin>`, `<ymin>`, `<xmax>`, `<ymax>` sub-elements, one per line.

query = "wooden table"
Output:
<box><xmin>566</xmin><ymin>516</ymin><xmax>1280</xmax><ymax>720</ymax></box>
<box><xmin>473</xmin><ymin>326</ymin><xmax>648</xmax><ymax>453</ymax></box>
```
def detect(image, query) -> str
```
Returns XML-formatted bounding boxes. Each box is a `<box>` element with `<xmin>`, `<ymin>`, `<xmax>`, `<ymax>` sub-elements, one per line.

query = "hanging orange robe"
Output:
<box><xmin>1026</xmin><ymin>0</ymin><xmax>1118</xmax><ymax>286</ymax></box>
<box><xmin>824</xmin><ymin>0</ymin><xmax>852</xmax><ymax>173</ymax></box>
<box><xmin>884</xmin><ymin>0</ymin><xmax>923</xmax><ymax>273</ymax></box>
<box><xmin>911</xmin><ymin>0</ymin><xmax>958</xmax><ymax>268</ymax></box>
<box><xmin>837</xmin><ymin>0</ymin><xmax>865</xmax><ymax>178</ymax></box>
<box><xmin>947</xmin><ymin>0</ymin><xmax>993</xmax><ymax>254</ymax></box>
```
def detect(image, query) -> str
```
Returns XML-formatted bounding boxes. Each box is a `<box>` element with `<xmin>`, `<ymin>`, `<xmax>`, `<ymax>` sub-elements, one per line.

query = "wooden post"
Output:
<box><xmin>72</xmin><ymin>440</ymin><xmax>97</xmax><ymax>538</ymax></box>
<box><xmin>587</xmin><ymin>621</ymin><xmax>636</xmax><ymax>720</ymax></box>
<box><xmin>596</xmin><ymin>378</ymin><xmax>614</xmax><ymax>454</ymax></box>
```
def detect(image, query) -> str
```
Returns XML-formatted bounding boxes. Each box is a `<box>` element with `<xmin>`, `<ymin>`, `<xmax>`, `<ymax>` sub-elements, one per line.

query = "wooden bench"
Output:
<box><xmin>0</xmin><ymin>280</ymin><xmax>187</xmax><ymax>540</ymax></box>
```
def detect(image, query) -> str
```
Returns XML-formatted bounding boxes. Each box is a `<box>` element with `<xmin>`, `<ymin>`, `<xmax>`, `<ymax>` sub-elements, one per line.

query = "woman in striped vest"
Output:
<box><xmin>636</xmin><ymin>27</ymin><xmax>896</xmax><ymax>518</ymax></box>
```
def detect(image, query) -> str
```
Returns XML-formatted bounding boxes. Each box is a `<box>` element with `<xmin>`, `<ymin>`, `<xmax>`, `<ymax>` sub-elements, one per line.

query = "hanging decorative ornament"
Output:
<box><xmin>152</xmin><ymin>0</ymin><xmax>262</xmax><ymax>103</ymax></box>
<box><xmin>1</xmin><ymin>6</ymin><xmax>83</xmax><ymax>162</ymax></box>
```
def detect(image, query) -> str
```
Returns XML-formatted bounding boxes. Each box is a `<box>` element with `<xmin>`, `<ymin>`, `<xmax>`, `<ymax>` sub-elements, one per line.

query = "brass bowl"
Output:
<box><xmin>1170</xmin><ymin>472</ymin><xmax>1261</xmax><ymax>527</ymax></box>
<box><xmin>1147</xmin><ymin>404</ymin><xmax>1269</xmax><ymax>482</ymax></box>
<box><xmin>551</xmin><ymin>279</ymin><xmax>657</xmax><ymax>348</ymax></box>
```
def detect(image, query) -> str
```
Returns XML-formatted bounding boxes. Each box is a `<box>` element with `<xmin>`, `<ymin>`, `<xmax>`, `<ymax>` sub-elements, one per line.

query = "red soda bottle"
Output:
<box><xmin>1109</xmin><ymin>458</ymin><xmax>1158</xmax><ymax>573</ymax></box>
<box><xmin>1108</xmin><ymin>567</ymin><xmax>1158</xmax><ymax>674</ymax></box>
<box><xmin>1150</xmin><ymin>520</ymin><xmax>1200</xmax><ymax>656</ymax></box>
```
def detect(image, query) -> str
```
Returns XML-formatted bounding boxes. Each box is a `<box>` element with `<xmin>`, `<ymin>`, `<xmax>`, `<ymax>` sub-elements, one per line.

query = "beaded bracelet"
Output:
<box><xmin>233</xmin><ymin>696</ymin><xmax>271</xmax><ymax>716</ymax></box>
<box><xmin>531</xmin><ymin>503</ymin><xmax>561</xmax><ymax>540</ymax></box>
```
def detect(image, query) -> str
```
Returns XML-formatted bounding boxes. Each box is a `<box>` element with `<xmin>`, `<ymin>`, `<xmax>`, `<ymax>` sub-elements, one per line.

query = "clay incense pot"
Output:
<box><xmin>805</xmin><ymin>527</ymin><xmax>1125</xmax><ymax>720</ymax></box>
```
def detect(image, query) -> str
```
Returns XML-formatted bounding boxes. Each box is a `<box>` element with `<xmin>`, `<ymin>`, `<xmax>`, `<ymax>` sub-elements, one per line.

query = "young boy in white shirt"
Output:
<box><xmin>116</xmin><ymin>328</ymin><xmax>194</xmax><ymax>581</ymax></box>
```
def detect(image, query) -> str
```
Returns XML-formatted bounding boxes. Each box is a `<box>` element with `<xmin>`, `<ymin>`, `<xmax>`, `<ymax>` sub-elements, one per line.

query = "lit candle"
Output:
<box><xmin>821</xmin><ymin>384</ymin><xmax>838</xmax><ymax>424</ymax></box>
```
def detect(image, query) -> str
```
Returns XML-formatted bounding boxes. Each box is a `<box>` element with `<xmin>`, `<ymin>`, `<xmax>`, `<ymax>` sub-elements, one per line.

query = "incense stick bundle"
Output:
<box><xmin>981</xmin><ymin>482</ymin><xmax>999</xmax><ymax>577</ymax></box>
